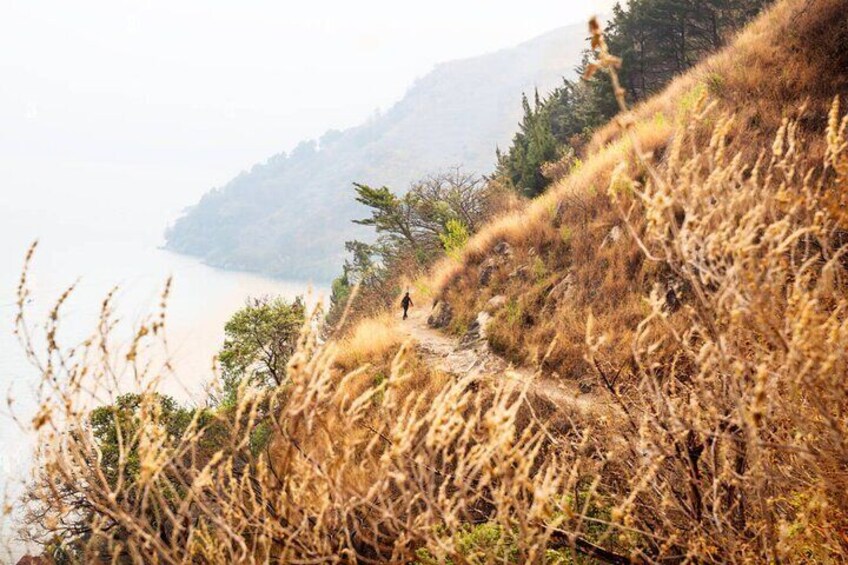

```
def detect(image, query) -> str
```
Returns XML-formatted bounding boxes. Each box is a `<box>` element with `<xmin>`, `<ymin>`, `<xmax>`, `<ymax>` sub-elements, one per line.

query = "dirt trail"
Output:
<box><xmin>395</xmin><ymin>306</ymin><xmax>600</xmax><ymax>416</ymax></box>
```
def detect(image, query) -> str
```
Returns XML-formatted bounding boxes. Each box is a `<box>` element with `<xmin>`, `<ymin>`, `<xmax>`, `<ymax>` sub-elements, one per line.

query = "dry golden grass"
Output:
<box><xmin>589</xmin><ymin>0</ymin><xmax>848</xmax><ymax>155</ymax></box>
<box><xmin>16</xmin><ymin>85</ymin><xmax>848</xmax><ymax>560</ymax></box>
<box><xmin>333</xmin><ymin>314</ymin><xmax>403</xmax><ymax>370</ymax></box>
<box><xmin>17</xmin><ymin>96</ymin><xmax>847</xmax><ymax>565</ymax></box>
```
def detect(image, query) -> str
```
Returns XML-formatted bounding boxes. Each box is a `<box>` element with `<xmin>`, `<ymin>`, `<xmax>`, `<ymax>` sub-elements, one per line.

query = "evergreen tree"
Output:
<box><xmin>496</xmin><ymin>0</ymin><xmax>770</xmax><ymax>199</ymax></box>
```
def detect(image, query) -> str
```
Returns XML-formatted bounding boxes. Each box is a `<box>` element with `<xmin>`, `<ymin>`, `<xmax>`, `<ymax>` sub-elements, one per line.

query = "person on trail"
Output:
<box><xmin>401</xmin><ymin>291</ymin><xmax>413</xmax><ymax>320</ymax></box>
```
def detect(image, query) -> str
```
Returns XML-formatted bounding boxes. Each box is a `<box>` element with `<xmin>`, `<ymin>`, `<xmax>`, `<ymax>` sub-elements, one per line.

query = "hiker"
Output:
<box><xmin>401</xmin><ymin>291</ymin><xmax>413</xmax><ymax>320</ymax></box>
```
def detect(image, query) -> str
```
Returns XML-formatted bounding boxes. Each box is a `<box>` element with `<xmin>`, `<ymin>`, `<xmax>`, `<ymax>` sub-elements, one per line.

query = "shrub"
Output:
<box><xmin>439</xmin><ymin>219</ymin><xmax>470</xmax><ymax>259</ymax></box>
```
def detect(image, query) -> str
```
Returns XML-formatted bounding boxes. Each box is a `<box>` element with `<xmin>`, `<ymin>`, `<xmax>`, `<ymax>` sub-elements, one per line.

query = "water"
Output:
<box><xmin>0</xmin><ymin>174</ymin><xmax>326</xmax><ymax>557</ymax></box>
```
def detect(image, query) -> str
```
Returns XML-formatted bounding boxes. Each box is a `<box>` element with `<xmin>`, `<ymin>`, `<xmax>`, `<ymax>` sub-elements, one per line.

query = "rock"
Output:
<box><xmin>610</xmin><ymin>225</ymin><xmax>623</xmax><ymax>242</ymax></box>
<box><xmin>552</xmin><ymin>201</ymin><xmax>566</xmax><ymax>226</ymax></box>
<box><xmin>478</xmin><ymin>258</ymin><xmax>497</xmax><ymax>287</ymax></box>
<box><xmin>546</xmin><ymin>273</ymin><xmax>576</xmax><ymax>304</ymax></box>
<box><xmin>578</xmin><ymin>380</ymin><xmax>593</xmax><ymax>394</ymax></box>
<box><xmin>427</xmin><ymin>300</ymin><xmax>453</xmax><ymax>329</ymax></box>
<box><xmin>492</xmin><ymin>240</ymin><xmax>513</xmax><ymax>256</ymax></box>
<box><xmin>665</xmin><ymin>287</ymin><xmax>681</xmax><ymax>312</ymax></box>
<box><xmin>601</xmin><ymin>225</ymin><xmax>623</xmax><ymax>247</ymax></box>
<box><xmin>486</xmin><ymin>295</ymin><xmax>507</xmax><ymax>312</ymax></box>
<box><xmin>460</xmin><ymin>311</ymin><xmax>492</xmax><ymax>348</ymax></box>
<box><xmin>508</xmin><ymin>265</ymin><xmax>530</xmax><ymax>281</ymax></box>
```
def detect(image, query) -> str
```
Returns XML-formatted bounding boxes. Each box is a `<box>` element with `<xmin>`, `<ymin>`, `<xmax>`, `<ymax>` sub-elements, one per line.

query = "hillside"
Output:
<box><xmin>339</xmin><ymin>0</ymin><xmax>848</xmax><ymax>558</ymax></box>
<box><xmin>19</xmin><ymin>0</ymin><xmax>848</xmax><ymax>562</ymax></box>
<box><xmin>432</xmin><ymin>0</ymin><xmax>848</xmax><ymax>377</ymax></box>
<box><xmin>164</xmin><ymin>23</ymin><xmax>590</xmax><ymax>281</ymax></box>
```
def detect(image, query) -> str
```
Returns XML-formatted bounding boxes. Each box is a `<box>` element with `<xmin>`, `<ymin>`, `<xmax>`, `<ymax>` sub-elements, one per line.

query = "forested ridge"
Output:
<box><xmin>496</xmin><ymin>0</ymin><xmax>769</xmax><ymax>196</ymax></box>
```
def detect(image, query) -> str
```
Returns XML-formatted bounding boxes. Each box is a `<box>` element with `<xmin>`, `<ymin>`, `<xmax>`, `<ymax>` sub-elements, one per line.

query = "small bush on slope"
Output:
<box><xmin>217</xmin><ymin>296</ymin><xmax>306</xmax><ymax>405</ymax></box>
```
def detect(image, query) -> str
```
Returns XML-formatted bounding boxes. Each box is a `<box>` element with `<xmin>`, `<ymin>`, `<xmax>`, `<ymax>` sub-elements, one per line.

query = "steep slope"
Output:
<box><xmin>374</xmin><ymin>0</ymin><xmax>848</xmax><ymax>558</ymax></box>
<box><xmin>23</xmin><ymin>2</ymin><xmax>848</xmax><ymax>562</ymax></box>
<box><xmin>430</xmin><ymin>0</ymin><xmax>848</xmax><ymax>378</ymax></box>
<box><xmin>164</xmin><ymin>23</ymin><xmax>590</xmax><ymax>282</ymax></box>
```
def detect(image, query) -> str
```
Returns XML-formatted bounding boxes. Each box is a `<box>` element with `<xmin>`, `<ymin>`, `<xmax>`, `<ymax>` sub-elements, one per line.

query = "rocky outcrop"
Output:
<box><xmin>508</xmin><ymin>265</ymin><xmax>530</xmax><ymax>281</ymax></box>
<box><xmin>478</xmin><ymin>241</ymin><xmax>514</xmax><ymax>287</ymax></box>
<box><xmin>427</xmin><ymin>300</ymin><xmax>453</xmax><ymax>329</ymax></box>
<box><xmin>486</xmin><ymin>295</ymin><xmax>508</xmax><ymax>312</ymax></box>
<box><xmin>546</xmin><ymin>273</ymin><xmax>576</xmax><ymax>304</ymax></box>
<box><xmin>601</xmin><ymin>225</ymin><xmax>623</xmax><ymax>247</ymax></box>
<box><xmin>460</xmin><ymin>311</ymin><xmax>492</xmax><ymax>348</ymax></box>
<box><xmin>492</xmin><ymin>241</ymin><xmax>513</xmax><ymax>257</ymax></box>
<box><xmin>478</xmin><ymin>258</ymin><xmax>498</xmax><ymax>287</ymax></box>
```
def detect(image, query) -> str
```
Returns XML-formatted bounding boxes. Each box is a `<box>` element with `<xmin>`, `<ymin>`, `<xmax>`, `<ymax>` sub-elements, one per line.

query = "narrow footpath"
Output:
<box><xmin>395</xmin><ymin>305</ymin><xmax>602</xmax><ymax>417</ymax></box>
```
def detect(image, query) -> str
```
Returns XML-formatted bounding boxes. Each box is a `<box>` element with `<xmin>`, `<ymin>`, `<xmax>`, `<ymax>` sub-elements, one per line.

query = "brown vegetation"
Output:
<box><xmin>14</xmin><ymin>0</ymin><xmax>848</xmax><ymax>562</ymax></box>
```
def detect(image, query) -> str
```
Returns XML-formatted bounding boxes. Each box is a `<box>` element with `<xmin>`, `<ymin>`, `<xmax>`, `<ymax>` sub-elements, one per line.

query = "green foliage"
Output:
<box><xmin>448</xmin><ymin>318</ymin><xmax>469</xmax><ymax>338</ymax></box>
<box><xmin>496</xmin><ymin>0</ymin><xmax>768</xmax><ymax>198</ymax></box>
<box><xmin>249</xmin><ymin>420</ymin><xmax>273</xmax><ymax>457</ymax></box>
<box><xmin>326</xmin><ymin>241</ymin><xmax>389</xmax><ymax>328</ymax></box>
<box><xmin>350</xmin><ymin>170</ymin><xmax>491</xmax><ymax>267</ymax></box>
<box><xmin>58</xmin><ymin>393</ymin><xmax>211</xmax><ymax>560</ymax></box>
<box><xmin>415</xmin><ymin>523</ymin><xmax>518</xmax><ymax>564</ymax></box>
<box><xmin>353</xmin><ymin>183</ymin><xmax>418</xmax><ymax>249</ymax></box>
<box><xmin>678</xmin><ymin>84</ymin><xmax>708</xmax><ymax>118</ymax></box>
<box><xmin>219</xmin><ymin>296</ymin><xmax>306</xmax><ymax>402</ymax></box>
<box><xmin>454</xmin><ymin>523</ymin><xmax>518</xmax><ymax>561</ymax></box>
<box><xmin>560</xmin><ymin>225</ymin><xmax>573</xmax><ymax>246</ymax></box>
<box><xmin>90</xmin><ymin>393</ymin><xmax>196</xmax><ymax>487</ymax></box>
<box><xmin>328</xmin><ymin>269</ymin><xmax>353</xmax><ymax>321</ymax></box>
<box><xmin>505</xmin><ymin>299</ymin><xmax>522</xmax><ymax>326</ymax></box>
<box><xmin>497</xmin><ymin>89</ymin><xmax>581</xmax><ymax>197</ymax></box>
<box><xmin>414</xmin><ymin>522</ymin><xmax>596</xmax><ymax>564</ymax></box>
<box><xmin>496</xmin><ymin>72</ymin><xmax>613</xmax><ymax>197</ymax></box>
<box><xmin>607</xmin><ymin>0</ymin><xmax>768</xmax><ymax>100</ymax></box>
<box><xmin>532</xmin><ymin>256</ymin><xmax>548</xmax><ymax>281</ymax></box>
<box><xmin>372</xmin><ymin>372</ymin><xmax>387</xmax><ymax>405</ymax></box>
<box><xmin>704</xmin><ymin>72</ymin><xmax>727</xmax><ymax>96</ymax></box>
<box><xmin>439</xmin><ymin>219</ymin><xmax>470</xmax><ymax>259</ymax></box>
<box><xmin>328</xmin><ymin>170</ymin><xmax>494</xmax><ymax>327</ymax></box>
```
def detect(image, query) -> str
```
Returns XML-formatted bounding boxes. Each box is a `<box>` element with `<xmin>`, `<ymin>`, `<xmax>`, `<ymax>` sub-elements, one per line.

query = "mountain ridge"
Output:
<box><xmin>164</xmin><ymin>22</ymin><xmax>591</xmax><ymax>282</ymax></box>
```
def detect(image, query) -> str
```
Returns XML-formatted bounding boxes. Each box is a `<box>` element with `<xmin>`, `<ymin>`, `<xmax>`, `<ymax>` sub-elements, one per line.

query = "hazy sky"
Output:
<box><xmin>0</xmin><ymin>0</ymin><xmax>616</xmax><ymax>220</ymax></box>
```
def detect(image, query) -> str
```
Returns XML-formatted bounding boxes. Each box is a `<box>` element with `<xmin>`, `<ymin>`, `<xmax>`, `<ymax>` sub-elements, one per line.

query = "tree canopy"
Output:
<box><xmin>328</xmin><ymin>169</ymin><xmax>501</xmax><ymax>328</ymax></box>
<box><xmin>219</xmin><ymin>296</ymin><xmax>306</xmax><ymax>399</ymax></box>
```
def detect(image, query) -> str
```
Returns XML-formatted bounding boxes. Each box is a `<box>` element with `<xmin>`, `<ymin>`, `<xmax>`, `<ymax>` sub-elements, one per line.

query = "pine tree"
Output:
<box><xmin>495</xmin><ymin>0</ymin><xmax>770</xmax><ymax>199</ymax></box>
